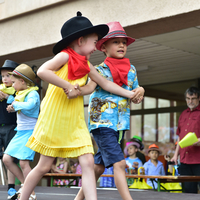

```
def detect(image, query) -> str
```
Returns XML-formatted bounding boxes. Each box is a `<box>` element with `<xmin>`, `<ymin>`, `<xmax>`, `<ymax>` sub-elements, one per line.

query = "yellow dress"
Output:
<box><xmin>26</xmin><ymin>62</ymin><xmax>94</xmax><ymax>158</ymax></box>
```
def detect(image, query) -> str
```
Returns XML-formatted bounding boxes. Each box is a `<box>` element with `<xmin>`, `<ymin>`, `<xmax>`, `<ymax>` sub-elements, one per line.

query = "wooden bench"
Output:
<box><xmin>43</xmin><ymin>173</ymin><xmax>200</xmax><ymax>192</ymax></box>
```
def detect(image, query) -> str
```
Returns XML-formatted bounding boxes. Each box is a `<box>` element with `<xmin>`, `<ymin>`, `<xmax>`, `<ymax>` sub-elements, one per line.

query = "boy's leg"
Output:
<box><xmin>75</xmin><ymin>163</ymin><xmax>105</xmax><ymax>200</ymax></box>
<box><xmin>19</xmin><ymin>160</ymin><xmax>32</xmax><ymax>180</ymax></box>
<box><xmin>19</xmin><ymin>154</ymin><xmax>55</xmax><ymax>200</ymax></box>
<box><xmin>113</xmin><ymin>160</ymin><xmax>133</xmax><ymax>200</ymax></box>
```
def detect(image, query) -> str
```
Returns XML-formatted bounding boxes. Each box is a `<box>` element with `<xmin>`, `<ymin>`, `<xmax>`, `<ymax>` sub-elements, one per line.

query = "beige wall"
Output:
<box><xmin>0</xmin><ymin>0</ymin><xmax>66</xmax><ymax>20</ymax></box>
<box><xmin>1</xmin><ymin>0</ymin><xmax>200</xmax><ymax>57</ymax></box>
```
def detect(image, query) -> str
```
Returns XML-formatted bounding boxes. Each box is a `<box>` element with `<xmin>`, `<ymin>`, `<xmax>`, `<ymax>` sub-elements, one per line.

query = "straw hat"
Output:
<box><xmin>124</xmin><ymin>141</ymin><xmax>140</xmax><ymax>156</ymax></box>
<box><xmin>8</xmin><ymin>64</ymin><xmax>36</xmax><ymax>85</ymax></box>
<box><xmin>53</xmin><ymin>11</ymin><xmax>109</xmax><ymax>55</ymax></box>
<box><xmin>96</xmin><ymin>21</ymin><xmax>135</xmax><ymax>51</ymax></box>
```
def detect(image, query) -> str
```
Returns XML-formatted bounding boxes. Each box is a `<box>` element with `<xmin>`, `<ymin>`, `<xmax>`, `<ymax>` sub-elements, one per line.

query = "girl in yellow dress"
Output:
<box><xmin>19</xmin><ymin>12</ymin><xmax>136</xmax><ymax>200</ymax></box>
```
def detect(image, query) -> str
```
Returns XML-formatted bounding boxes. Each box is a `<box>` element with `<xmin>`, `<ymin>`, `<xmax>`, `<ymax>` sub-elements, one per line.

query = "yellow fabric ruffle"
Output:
<box><xmin>26</xmin><ymin>136</ymin><xmax>94</xmax><ymax>158</ymax></box>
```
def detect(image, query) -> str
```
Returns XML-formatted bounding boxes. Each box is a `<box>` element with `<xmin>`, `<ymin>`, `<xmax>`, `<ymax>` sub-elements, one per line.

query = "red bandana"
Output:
<box><xmin>62</xmin><ymin>48</ymin><xmax>90</xmax><ymax>80</ymax></box>
<box><xmin>104</xmin><ymin>57</ymin><xmax>130</xmax><ymax>86</ymax></box>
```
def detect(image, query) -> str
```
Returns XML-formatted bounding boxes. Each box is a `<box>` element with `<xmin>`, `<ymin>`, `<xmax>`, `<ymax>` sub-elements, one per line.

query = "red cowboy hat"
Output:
<box><xmin>96</xmin><ymin>21</ymin><xmax>135</xmax><ymax>51</ymax></box>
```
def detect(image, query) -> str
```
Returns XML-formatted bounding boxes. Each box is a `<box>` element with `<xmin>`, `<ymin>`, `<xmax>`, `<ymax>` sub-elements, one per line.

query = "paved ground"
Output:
<box><xmin>0</xmin><ymin>185</ymin><xmax>200</xmax><ymax>200</ymax></box>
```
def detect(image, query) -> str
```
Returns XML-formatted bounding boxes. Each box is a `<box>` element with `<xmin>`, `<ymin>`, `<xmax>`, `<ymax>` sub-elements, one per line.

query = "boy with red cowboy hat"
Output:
<box><xmin>143</xmin><ymin>144</ymin><xmax>165</xmax><ymax>189</ymax></box>
<box><xmin>75</xmin><ymin>21</ymin><xmax>144</xmax><ymax>200</ymax></box>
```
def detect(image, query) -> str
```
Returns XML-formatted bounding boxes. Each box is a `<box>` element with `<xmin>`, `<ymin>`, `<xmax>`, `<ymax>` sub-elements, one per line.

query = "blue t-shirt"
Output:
<box><xmin>125</xmin><ymin>157</ymin><xmax>143</xmax><ymax>171</ymax></box>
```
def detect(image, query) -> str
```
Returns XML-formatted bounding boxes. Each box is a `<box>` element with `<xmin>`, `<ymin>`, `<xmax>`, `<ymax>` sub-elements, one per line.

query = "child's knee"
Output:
<box><xmin>19</xmin><ymin>160</ymin><xmax>30</xmax><ymax>170</ymax></box>
<box><xmin>79</xmin><ymin>153</ymin><xmax>94</xmax><ymax>169</ymax></box>
<box><xmin>2</xmin><ymin>154</ymin><xmax>12</xmax><ymax>165</ymax></box>
<box><xmin>36</xmin><ymin>163</ymin><xmax>52</xmax><ymax>174</ymax></box>
<box><xmin>94</xmin><ymin>164</ymin><xmax>105</xmax><ymax>175</ymax></box>
<box><xmin>113</xmin><ymin>160</ymin><xmax>126</xmax><ymax>170</ymax></box>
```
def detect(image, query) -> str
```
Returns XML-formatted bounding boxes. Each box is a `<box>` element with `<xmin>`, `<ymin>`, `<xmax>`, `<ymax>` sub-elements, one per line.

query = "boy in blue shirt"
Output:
<box><xmin>143</xmin><ymin>144</ymin><xmax>165</xmax><ymax>189</ymax></box>
<box><xmin>75</xmin><ymin>21</ymin><xmax>144</xmax><ymax>200</ymax></box>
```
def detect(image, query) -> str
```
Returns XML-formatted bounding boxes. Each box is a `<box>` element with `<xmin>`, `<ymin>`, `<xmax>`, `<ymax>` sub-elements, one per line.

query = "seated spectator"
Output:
<box><xmin>143</xmin><ymin>144</ymin><xmax>165</xmax><ymax>189</ymax></box>
<box><xmin>51</xmin><ymin>157</ymin><xmax>70</xmax><ymax>186</ymax></box>
<box><xmin>164</xmin><ymin>141</ymin><xmax>180</xmax><ymax>176</ymax></box>
<box><xmin>130</xmin><ymin>135</ymin><xmax>146</xmax><ymax>164</ymax></box>
<box><xmin>99</xmin><ymin>166</ymin><xmax>115</xmax><ymax>188</ymax></box>
<box><xmin>124</xmin><ymin>141</ymin><xmax>143</xmax><ymax>174</ymax></box>
<box><xmin>124</xmin><ymin>141</ymin><xmax>143</xmax><ymax>186</ymax></box>
<box><xmin>69</xmin><ymin>159</ymin><xmax>82</xmax><ymax>187</ymax></box>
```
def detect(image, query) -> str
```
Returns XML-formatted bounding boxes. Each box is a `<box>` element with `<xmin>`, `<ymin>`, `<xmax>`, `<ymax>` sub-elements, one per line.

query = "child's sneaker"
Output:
<box><xmin>7</xmin><ymin>188</ymin><xmax>17</xmax><ymax>200</ymax></box>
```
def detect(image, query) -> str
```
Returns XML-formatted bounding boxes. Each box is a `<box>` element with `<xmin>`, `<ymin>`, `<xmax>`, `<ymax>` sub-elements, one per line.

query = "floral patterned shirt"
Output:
<box><xmin>88</xmin><ymin>62</ymin><xmax>139</xmax><ymax>132</ymax></box>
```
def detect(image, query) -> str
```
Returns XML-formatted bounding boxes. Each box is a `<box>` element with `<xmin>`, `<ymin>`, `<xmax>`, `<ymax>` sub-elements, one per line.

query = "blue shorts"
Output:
<box><xmin>91</xmin><ymin>127</ymin><xmax>125</xmax><ymax>168</ymax></box>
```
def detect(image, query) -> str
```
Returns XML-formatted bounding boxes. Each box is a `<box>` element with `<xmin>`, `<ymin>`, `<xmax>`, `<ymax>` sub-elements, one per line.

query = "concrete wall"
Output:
<box><xmin>1</xmin><ymin>0</ymin><xmax>200</xmax><ymax>56</ymax></box>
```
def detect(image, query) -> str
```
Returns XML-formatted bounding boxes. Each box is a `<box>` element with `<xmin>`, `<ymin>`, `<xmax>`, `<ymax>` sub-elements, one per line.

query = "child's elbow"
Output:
<box><xmin>37</xmin><ymin>68</ymin><xmax>44</xmax><ymax>78</ymax></box>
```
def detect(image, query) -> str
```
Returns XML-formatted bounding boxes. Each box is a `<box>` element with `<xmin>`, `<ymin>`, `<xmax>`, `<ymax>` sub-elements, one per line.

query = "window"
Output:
<box><xmin>130</xmin><ymin>97</ymin><xmax>179</xmax><ymax>143</ymax></box>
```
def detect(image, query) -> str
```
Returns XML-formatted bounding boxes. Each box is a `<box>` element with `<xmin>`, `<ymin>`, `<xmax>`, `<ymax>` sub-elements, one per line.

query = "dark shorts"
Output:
<box><xmin>0</xmin><ymin>124</ymin><xmax>16</xmax><ymax>158</ymax></box>
<box><xmin>92</xmin><ymin>127</ymin><xmax>125</xmax><ymax>168</ymax></box>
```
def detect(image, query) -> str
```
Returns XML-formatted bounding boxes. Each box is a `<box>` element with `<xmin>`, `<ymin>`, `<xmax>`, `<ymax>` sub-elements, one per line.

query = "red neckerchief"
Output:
<box><xmin>104</xmin><ymin>57</ymin><xmax>130</xmax><ymax>86</ymax></box>
<box><xmin>62</xmin><ymin>48</ymin><xmax>90</xmax><ymax>80</ymax></box>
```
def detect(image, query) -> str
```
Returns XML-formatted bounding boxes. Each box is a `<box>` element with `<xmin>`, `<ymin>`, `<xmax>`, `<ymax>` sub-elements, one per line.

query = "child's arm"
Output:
<box><xmin>37</xmin><ymin>52</ymin><xmax>81</xmax><ymax>97</ymax></box>
<box><xmin>164</xmin><ymin>155</ymin><xmax>174</xmax><ymax>174</ymax></box>
<box><xmin>62</xmin><ymin>162</ymin><xmax>69</xmax><ymax>173</ymax></box>
<box><xmin>77</xmin><ymin>79</ymin><xmax>97</xmax><ymax>96</ymax></box>
<box><xmin>12</xmin><ymin>92</ymin><xmax>39</xmax><ymax>112</ymax></box>
<box><xmin>87</xmin><ymin>64</ymin><xmax>135</xmax><ymax>99</ymax></box>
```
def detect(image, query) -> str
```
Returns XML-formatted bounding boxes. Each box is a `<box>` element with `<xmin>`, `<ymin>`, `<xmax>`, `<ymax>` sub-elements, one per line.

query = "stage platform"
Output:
<box><xmin>0</xmin><ymin>185</ymin><xmax>199</xmax><ymax>200</ymax></box>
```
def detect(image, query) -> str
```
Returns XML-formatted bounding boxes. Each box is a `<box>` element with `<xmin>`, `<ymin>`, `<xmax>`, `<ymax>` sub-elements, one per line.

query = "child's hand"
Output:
<box><xmin>63</xmin><ymin>84</ymin><xmax>81</xmax><ymax>99</ymax></box>
<box><xmin>131</xmin><ymin>87</ymin><xmax>145</xmax><ymax>103</ymax></box>
<box><xmin>6</xmin><ymin>104</ymin><xmax>15</xmax><ymax>113</ymax></box>
<box><xmin>0</xmin><ymin>91</ymin><xmax>9</xmax><ymax>101</ymax></box>
<box><xmin>164</xmin><ymin>155</ymin><xmax>170</xmax><ymax>162</ymax></box>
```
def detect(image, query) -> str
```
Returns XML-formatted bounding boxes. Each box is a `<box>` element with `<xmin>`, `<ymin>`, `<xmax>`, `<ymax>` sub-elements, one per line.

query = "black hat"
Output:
<box><xmin>0</xmin><ymin>60</ymin><xmax>19</xmax><ymax>71</ymax></box>
<box><xmin>53</xmin><ymin>11</ymin><xmax>109</xmax><ymax>55</ymax></box>
<box><xmin>130</xmin><ymin>135</ymin><xmax>144</xmax><ymax>150</ymax></box>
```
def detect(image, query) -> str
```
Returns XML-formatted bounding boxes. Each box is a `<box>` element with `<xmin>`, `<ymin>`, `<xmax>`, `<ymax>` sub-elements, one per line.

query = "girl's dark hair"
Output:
<box><xmin>184</xmin><ymin>86</ymin><xmax>200</xmax><ymax>98</ymax></box>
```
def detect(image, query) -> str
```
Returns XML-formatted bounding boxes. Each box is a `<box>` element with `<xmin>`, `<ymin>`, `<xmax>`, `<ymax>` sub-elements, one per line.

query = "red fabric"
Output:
<box><xmin>176</xmin><ymin>103</ymin><xmax>200</xmax><ymax>164</ymax></box>
<box><xmin>104</xmin><ymin>57</ymin><xmax>130</xmax><ymax>86</ymax></box>
<box><xmin>62</xmin><ymin>48</ymin><xmax>90</xmax><ymax>80</ymax></box>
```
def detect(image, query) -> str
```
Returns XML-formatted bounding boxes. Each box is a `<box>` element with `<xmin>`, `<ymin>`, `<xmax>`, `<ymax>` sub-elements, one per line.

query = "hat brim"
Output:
<box><xmin>124</xmin><ymin>142</ymin><xmax>140</xmax><ymax>156</ymax></box>
<box><xmin>0</xmin><ymin>67</ymin><xmax>15</xmax><ymax>71</ymax></box>
<box><xmin>96</xmin><ymin>36</ymin><xmax>135</xmax><ymax>51</ymax></box>
<box><xmin>8</xmin><ymin>72</ymin><xmax>35</xmax><ymax>85</ymax></box>
<box><xmin>131</xmin><ymin>138</ymin><xmax>144</xmax><ymax>150</ymax></box>
<box><xmin>148</xmin><ymin>147</ymin><xmax>162</xmax><ymax>154</ymax></box>
<box><xmin>53</xmin><ymin>24</ymin><xmax>109</xmax><ymax>55</ymax></box>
